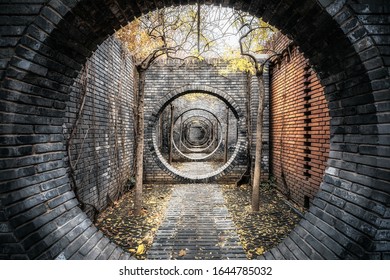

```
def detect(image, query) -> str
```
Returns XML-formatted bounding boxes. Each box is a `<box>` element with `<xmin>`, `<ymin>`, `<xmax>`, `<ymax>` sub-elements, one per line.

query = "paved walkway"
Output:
<box><xmin>171</xmin><ymin>161</ymin><xmax>222</xmax><ymax>176</ymax></box>
<box><xmin>147</xmin><ymin>184</ymin><xmax>247</xmax><ymax>260</ymax></box>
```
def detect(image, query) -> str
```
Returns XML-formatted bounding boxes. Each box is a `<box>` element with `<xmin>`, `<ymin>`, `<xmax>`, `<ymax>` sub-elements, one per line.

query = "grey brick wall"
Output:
<box><xmin>0</xmin><ymin>0</ymin><xmax>389</xmax><ymax>260</ymax></box>
<box><xmin>0</xmin><ymin>1</ymin><xmax>47</xmax><ymax>82</ymax></box>
<box><xmin>64</xmin><ymin>36</ymin><xmax>135</xmax><ymax>219</ymax></box>
<box><xmin>143</xmin><ymin>60</ymin><xmax>261</xmax><ymax>184</ymax></box>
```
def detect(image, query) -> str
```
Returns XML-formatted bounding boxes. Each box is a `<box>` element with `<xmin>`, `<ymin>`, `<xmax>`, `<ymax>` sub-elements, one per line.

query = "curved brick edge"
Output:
<box><xmin>0</xmin><ymin>0</ymin><xmax>389</xmax><ymax>260</ymax></box>
<box><xmin>175</xmin><ymin>108</ymin><xmax>222</xmax><ymax>159</ymax></box>
<box><xmin>146</xmin><ymin>84</ymin><xmax>247</xmax><ymax>182</ymax></box>
<box><xmin>152</xmin><ymin>84</ymin><xmax>245</xmax><ymax>119</ymax></box>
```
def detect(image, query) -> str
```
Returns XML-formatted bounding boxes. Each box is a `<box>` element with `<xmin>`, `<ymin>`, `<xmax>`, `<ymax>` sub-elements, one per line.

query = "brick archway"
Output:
<box><xmin>0</xmin><ymin>0</ymin><xmax>388</xmax><ymax>259</ymax></box>
<box><xmin>146</xmin><ymin>85</ymin><xmax>246</xmax><ymax>182</ymax></box>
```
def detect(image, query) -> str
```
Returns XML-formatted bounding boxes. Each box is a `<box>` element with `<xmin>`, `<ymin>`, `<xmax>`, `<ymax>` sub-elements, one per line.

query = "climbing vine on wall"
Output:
<box><xmin>65</xmin><ymin>37</ymin><xmax>135</xmax><ymax>222</ymax></box>
<box><xmin>66</xmin><ymin>60</ymin><xmax>99</xmax><ymax>220</ymax></box>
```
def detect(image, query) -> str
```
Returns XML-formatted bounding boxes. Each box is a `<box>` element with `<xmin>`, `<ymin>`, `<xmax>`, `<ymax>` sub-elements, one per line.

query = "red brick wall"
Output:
<box><xmin>269</xmin><ymin>33</ymin><xmax>330</xmax><ymax>208</ymax></box>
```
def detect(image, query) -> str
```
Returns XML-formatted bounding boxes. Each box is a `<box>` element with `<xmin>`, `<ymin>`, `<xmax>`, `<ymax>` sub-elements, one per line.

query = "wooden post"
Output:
<box><xmin>224</xmin><ymin>106</ymin><xmax>229</xmax><ymax>163</ymax></box>
<box><xmin>169</xmin><ymin>104</ymin><xmax>174</xmax><ymax>164</ymax></box>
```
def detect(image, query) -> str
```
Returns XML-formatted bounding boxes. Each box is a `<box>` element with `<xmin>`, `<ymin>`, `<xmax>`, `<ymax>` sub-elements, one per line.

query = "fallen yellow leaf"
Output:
<box><xmin>255</xmin><ymin>247</ymin><xmax>265</xmax><ymax>255</ymax></box>
<box><xmin>178</xmin><ymin>249</ymin><xmax>186</xmax><ymax>257</ymax></box>
<box><xmin>136</xmin><ymin>244</ymin><xmax>146</xmax><ymax>255</ymax></box>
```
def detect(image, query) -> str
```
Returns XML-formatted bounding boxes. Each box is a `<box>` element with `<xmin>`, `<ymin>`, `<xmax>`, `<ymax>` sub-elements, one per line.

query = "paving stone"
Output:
<box><xmin>147</xmin><ymin>184</ymin><xmax>246</xmax><ymax>260</ymax></box>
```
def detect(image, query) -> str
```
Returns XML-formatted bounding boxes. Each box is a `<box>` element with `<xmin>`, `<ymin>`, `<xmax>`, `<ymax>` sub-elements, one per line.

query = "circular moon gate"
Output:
<box><xmin>152</xmin><ymin>92</ymin><xmax>240</xmax><ymax>179</ymax></box>
<box><xmin>183</xmin><ymin>118</ymin><xmax>210</xmax><ymax>147</ymax></box>
<box><xmin>172</xmin><ymin>109</ymin><xmax>224</xmax><ymax>161</ymax></box>
<box><xmin>0</xmin><ymin>1</ymin><xmax>388</xmax><ymax>260</ymax></box>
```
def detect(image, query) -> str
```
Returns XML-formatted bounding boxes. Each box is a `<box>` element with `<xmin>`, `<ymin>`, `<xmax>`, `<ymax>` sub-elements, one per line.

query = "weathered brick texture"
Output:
<box><xmin>64</xmin><ymin>36</ymin><xmax>135</xmax><ymax>218</ymax></box>
<box><xmin>0</xmin><ymin>0</ymin><xmax>389</xmax><ymax>260</ymax></box>
<box><xmin>143</xmin><ymin>61</ymin><xmax>269</xmax><ymax>183</ymax></box>
<box><xmin>0</xmin><ymin>1</ymin><xmax>47</xmax><ymax>81</ymax></box>
<box><xmin>269</xmin><ymin>33</ymin><xmax>331</xmax><ymax>208</ymax></box>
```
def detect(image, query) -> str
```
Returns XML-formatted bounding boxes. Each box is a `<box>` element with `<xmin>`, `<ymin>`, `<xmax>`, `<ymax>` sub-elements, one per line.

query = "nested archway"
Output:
<box><xmin>173</xmin><ymin>109</ymin><xmax>222</xmax><ymax>158</ymax></box>
<box><xmin>0</xmin><ymin>0</ymin><xmax>388</xmax><ymax>259</ymax></box>
<box><xmin>147</xmin><ymin>86</ymin><xmax>244</xmax><ymax>181</ymax></box>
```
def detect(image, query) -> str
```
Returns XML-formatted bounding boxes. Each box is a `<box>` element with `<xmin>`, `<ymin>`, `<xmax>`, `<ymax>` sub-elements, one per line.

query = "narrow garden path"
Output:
<box><xmin>96</xmin><ymin>183</ymin><xmax>302</xmax><ymax>260</ymax></box>
<box><xmin>147</xmin><ymin>184</ymin><xmax>247</xmax><ymax>260</ymax></box>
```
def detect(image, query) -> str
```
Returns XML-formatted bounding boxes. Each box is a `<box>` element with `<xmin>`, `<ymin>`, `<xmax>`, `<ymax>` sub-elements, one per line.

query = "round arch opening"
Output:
<box><xmin>150</xmin><ymin>90</ymin><xmax>244</xmax><ymax>181</ymax></box>
<box><xmin>0</xmin><ymin>0</ymin><xmax>387</xmax><ymax>260</ymax></box>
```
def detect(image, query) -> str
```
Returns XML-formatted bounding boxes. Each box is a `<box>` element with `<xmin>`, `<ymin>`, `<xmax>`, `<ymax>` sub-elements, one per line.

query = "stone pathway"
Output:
<box><xmin>171</xmin><ymin>161</ymin><xmax>222</xmax><ymax>176</ymax></box>
<box><xmin>147</xmin><ymin>184</ymin><xmax>247</xmax><ymax>260</ymax></box>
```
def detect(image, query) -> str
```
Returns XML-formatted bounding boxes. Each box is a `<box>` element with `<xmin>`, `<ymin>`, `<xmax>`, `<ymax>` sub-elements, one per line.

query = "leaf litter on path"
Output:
<box><xmin>96</xmin><ymin>183</ymin><xmax>302</xmax><ymax>260</ymax></box>
<box><xmin>95</xmin><ymin>184</ymin><xmax>172</xmax><ymax>259</ymax></box>
<box><xmin>222</xmin><ymin>184</ymin><xmax>302</xmax><ymax>259</ymax></box>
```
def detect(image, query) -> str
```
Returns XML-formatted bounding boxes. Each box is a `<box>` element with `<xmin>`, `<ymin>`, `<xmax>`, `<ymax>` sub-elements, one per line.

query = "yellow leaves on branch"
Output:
<box><xmin>116</xmin><ymin>18</ymin><xmax>165</xmax><ymax>63</ymax></box>
<box><xmin>228</xmin><ymin>57</ymin><xmax>255</xmax><ymax>74</ymax></box>
<box><xmin>218</xmin><ymin>48</ymin><xmax>255</xmax><ymax>75</ymax></box>
<box><xmin>115</xmin><ymin>5</ymin><xmax>277</xmax><ymax>67</ymax></box>
<box><xmin>115</xmin><ymin>6</ymin><xmax>204</xmax><ymax>66</ymax></box>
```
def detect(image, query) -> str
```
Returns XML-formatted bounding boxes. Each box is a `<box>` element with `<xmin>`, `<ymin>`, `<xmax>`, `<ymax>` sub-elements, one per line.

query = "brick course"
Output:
<box><xmin>269</xmin><ymin>33</ymin><xmax>331</xmax><ymax>208</ymax></box>
<box><xmin>64</xmin><ymin>36</ymin><xmax>135</xmax><ymax>218</ymax></box>
<box><xmin>143</xmin><ymin>61</ymin><xmax>269</xmax><ymax>184</ymax></box>
<box><xmin>0</xmin><ymin>0</ymin><xmax>389</xmax><ymax>260</ymax></box>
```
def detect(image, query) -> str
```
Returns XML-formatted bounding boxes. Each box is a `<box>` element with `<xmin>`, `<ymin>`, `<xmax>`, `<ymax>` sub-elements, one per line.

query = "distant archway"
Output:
<box><xmin>0</xmin><ymin>0</ymin><xmax>388</xmax><ymax>259</ymax></box>
<box><xmin>148</xmin><ymin>87</ymin><xmax>244</xmax><ymax>181</ymax></box>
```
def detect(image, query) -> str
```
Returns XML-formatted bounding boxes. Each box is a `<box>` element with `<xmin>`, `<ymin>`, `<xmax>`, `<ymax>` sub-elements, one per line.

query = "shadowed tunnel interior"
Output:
<box><xmin>0</xmin><ymin>0</ymin><xmax>389</xmax><ymax>260</ymax></box>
